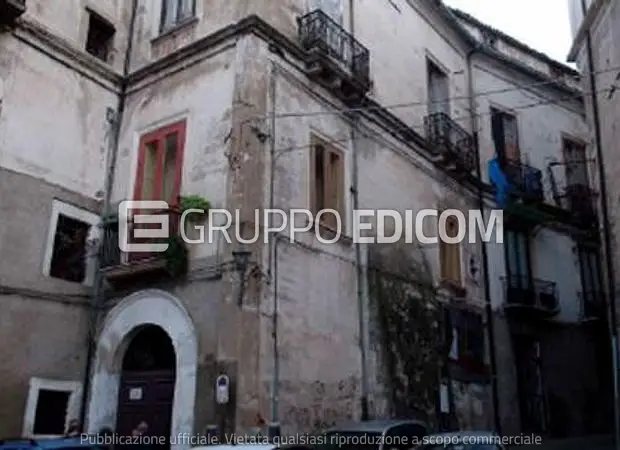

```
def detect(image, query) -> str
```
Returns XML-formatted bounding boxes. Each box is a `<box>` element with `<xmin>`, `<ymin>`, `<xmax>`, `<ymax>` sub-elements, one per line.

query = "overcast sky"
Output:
<box><xmin>443</xmin><ymin>0</ymin><xmax>573</xmax><ymax>65</ymax></box>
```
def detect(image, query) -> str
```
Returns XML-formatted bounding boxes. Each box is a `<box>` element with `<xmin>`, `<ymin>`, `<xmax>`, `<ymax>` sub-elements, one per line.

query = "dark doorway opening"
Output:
<box><xmin>116</xmin><ymin>325</ymin><xmax>176</xmax><ymax>450</ymax></box>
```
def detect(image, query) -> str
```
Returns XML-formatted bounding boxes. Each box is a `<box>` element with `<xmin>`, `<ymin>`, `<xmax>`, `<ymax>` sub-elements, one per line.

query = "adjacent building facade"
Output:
<box><xmin>0</xmin><ymin>0</ymin><xmax>612</xmax><ymax>445</ymax></box>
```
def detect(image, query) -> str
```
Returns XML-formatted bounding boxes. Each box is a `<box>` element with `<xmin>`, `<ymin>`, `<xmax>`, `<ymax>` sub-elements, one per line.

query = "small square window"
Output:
<box><xmin>49</xmin><ymin>214</ymin><xmax>91</xmax><ymax>284</ymax></box>
<box><xmin>85</xmin><ymin>11</ymin><xmax>115</xmax><ymax>62</ymax></box>
<box><xmin>43</xmin><ymin>200</ymin><xmax>99</xmax><ymax>286</ymax></box>
<box><xmin>33</xmin><ymin>390</ymin><xmax>70</xmax><ymax>435</ymax></box>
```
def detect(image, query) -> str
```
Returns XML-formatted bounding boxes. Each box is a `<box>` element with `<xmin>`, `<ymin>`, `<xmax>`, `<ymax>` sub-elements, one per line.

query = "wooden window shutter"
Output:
<box><xmin>440</xmin><ymin>215</ymin><xmax>462</xmax><ymax>286</ymax></box>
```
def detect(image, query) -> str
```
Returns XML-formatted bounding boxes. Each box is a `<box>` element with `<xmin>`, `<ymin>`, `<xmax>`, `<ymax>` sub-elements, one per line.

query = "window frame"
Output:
<box><xmin>445</xmin><ymin>308</ymin><xmax>486</xmax><ymax>371</ymax></box>
<box><xmin>578</xmin><ymin>245</ymin><xmax>604</xmax><ymax>304</ymax></box>
<box><xmin>42</xmin><ymin>200</ymin><xmax>99</xmax><ymax>287</ymax></box>
<box><xmin>439</xmin><ymin>214</ymin><xmax>463</xmax><ymax>287</ymax></box>
<box><xmin>133</xmin><ymin>119</ymin><xmax>187</xmax><ymax>207</ymax></box>
<box><xmin>84</xmin><ymin>8</ymin><xmax>116</xmax><ymax>63</ymax></box>
<box><xmin>426</xmin><ymin>56</ymin><xmax>450</xmax><ymax>116</ymax></box>
<box><xmin>490</xmin><ymin>106</ymin><xmax>520</xmax><ymax>165</ymax></box>
<box><xmin>309</xmin><ymin>134</ymin><xmax>345</xmax><ymax>232</ymax></box>
<box><xmin>22</xmin><ymin>377</ymin><xmax>82</xmax><ymax>439</ymax></box>
<box><xmin>503</xmin><ymin>227</ymin><xmax>533</xmax><ymax>288</ymax></box>
<box><xmin>160</xmin><ymin>0</ymin><xmax>196</xmax><ymax>33</ymax></box>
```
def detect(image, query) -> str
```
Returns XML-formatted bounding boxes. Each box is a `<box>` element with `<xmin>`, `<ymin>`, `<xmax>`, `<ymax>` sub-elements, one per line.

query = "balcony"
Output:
<box><xmin>561</xmin><ymin>183</ymin><xmax>598</xmax><ymax>225</ymax></box>
<box><xmin>503</xmin><ymin>160</ymin><xmax>544</xmax><ymax>201</ymax></box>
<box><xmin>579</xmin><ymin>290</ymin><xmax>606</xmax><ymax>322</ymax></box>
<box><xmin>297</xmin><ymin>9</ymin><xmax>370</xmax><ymax>103</ymax></box>
<box><xmin>100</xmin><ymin>207</ymin><xmax>187</xmax><ymax>288</ymax></box>
<box><xmin>502</xmin><ymin>275</ymin><xmax>559</xmax><ymax>319</ymax></box>
<box><xmin>424</xmin><ymin>112</ymin><xmax>475</xmax><ymax>174</ymax></box>
<box><xmin>0</xmin><ymin>0</ymin><xmax>25</xmax><ymax>26</ymax></box>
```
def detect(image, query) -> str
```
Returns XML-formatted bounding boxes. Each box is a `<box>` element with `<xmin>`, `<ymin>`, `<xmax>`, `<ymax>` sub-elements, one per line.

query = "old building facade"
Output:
<box><xmin>0</xmin><ymin>0</ymin><xmax>611</xmax><ymax>445</ymax></box>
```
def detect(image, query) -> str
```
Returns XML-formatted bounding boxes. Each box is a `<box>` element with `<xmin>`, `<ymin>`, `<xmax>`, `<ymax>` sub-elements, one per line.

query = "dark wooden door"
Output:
<box><xmin>116</xmin><ymin>370</ymin><xmax>175</xmax><ymax>449</ymax></box>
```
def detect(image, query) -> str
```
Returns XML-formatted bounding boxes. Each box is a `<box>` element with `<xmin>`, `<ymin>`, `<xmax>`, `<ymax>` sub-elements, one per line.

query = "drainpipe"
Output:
<box><xmin>466</xmin><ymin>45</ymin><xmax>501</xmax><ymax>435</ymax></box>
<box><xmin>581</xmin><ymin>0</ymin><xmax>620</xmax><ymax>446</ymax></box>
<box><xmin>347</xmin><ymin>0</ymin><xmax>369</xmax><ymax>421</ymax></box>
<box><xmin>79</xmin><ymin>0</ymin><xmax>138</xmax><ymax>430</ymax></box>
<box><xmin>267</xmin><ymin>60</ymin><xmax>281</xmax><ymax>439</ymax></box>
<box><xmin>350</xmin><ymin>116</ymin><xmax>369</xmax><ymax>421</ymax></box>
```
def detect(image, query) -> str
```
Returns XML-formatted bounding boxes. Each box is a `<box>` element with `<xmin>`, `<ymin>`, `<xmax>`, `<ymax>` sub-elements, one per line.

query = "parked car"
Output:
<box><xmin>417</xmin><ymin>431</ymin><xmax>505</xmax><ymax>450</ymax></box>
<box><xmin>0</xmin><ymin>437</ymin><xmax>105</xmax><ymax>450</ymax></box>
<box><xmin>316</xmin><ymin>419</ymin><xmax>429</xmax><ymax>450</ymax></box>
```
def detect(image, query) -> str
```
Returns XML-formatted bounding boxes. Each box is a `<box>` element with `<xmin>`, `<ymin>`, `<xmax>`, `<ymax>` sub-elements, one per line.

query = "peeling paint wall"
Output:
<box><xmin>0</xmin><ymin>36</ymin><xmax>115</xmax><ymax>198</ymax></box>
<box><xmin>22</xmin><ymin>0</ymin><xmax>132</xmax><ymax>74</ymax></box>
<box><xmin>355</xmin><ymin>0</ymin><xmax>472</xmax><ymax>129</ymax></box>
<box><xmin>0</xmin><ymin>16</ymin><xmax>116</xmax><ymax>437</ymax></box>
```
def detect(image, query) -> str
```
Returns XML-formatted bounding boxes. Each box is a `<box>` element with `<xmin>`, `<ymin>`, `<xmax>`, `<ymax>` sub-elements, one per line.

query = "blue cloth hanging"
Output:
<box><xmin>488</xmin><ymin>157</ymin><xmax>510</xmax><ymax>208</ymax></box>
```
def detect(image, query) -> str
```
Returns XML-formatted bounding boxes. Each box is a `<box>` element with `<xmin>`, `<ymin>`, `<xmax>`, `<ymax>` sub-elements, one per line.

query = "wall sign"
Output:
<box><xmin>129</xmin><ymin>388</ymin><xmax>142</xmax><ymax>401</ymax></box>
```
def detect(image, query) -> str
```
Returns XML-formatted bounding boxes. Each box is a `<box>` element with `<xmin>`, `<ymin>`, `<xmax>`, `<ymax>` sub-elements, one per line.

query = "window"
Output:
<box><xmin>23</xmin><ymin>378</ymin><xmax>82</xmax><ymax>438</ymax></box>
<box><xmin>504</xmin><ymin>228</ymin><xmax>531</xmax><ymax>288</ymax></box>
<box><xmin>85</xmin><ymin>10</ymin><xmax>115</xmax><ymax>62</ymax></box>
<box><xmin>563</xmin><ymin>138</ymin><xmax>589</xmax><ymax>187</ymax></box>
<box><xmin>33</xmin><ymin>390</ymin><xmax>70</xmax><ymax>435</ymax></box>
<box><xmin>445</xmin><ymin>308</ymin><xmax>485</xmax><ymax>370</ymax></box>
<box><xmin>160</xmin><ymin>0</ymin><xmax>195</xmax><ymax>32</ymax></box>
<box><xmin>134</xmin><ymin>120</ymin><xmax>186</xmax><ymax>206</ymax></box>
<box><xmin>43</xmin><ymin>200</ymin><xmax>99</xmax><ymax>286</ymax></box>
<box><xmin>439</xmin><ymin>215</ymin><xmax>462</xmax><ymax>286</ymax></box>
<box><xmin>579</xmin><ymin>246</ymin><xmax>603</xmax><ymax>302</ymax></box>
<box><xmin>491</xmin><ymin>108</ymin><xmax>520</xmax><ymax>163</ymax></box>
<box><xmin>427</xmin><ymin>59</ymin><xmax>450</xmax><ymax>116</ymax></box>
<box><xmin>49</xmin><ymin>215</ymin><xmax>90</xmax><ymax>283</ymax></box>
<box><xmin>310</xmin><ymin>135</ymin><xmax>344</xmax><ymax>230</ymax></box>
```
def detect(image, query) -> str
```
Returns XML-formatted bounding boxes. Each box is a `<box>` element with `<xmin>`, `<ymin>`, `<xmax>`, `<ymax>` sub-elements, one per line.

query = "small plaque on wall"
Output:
<box><xmin>129</xmin><ymin>388</ymin><xmax>142</xmax><ymax>401</ymax></box>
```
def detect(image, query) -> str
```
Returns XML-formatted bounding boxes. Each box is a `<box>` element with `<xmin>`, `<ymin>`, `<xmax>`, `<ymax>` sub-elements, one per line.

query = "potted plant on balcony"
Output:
<box><xmin>180</xmin><ymin>194</ymin><xmax>211</xmax><ymax>222</ymax></box>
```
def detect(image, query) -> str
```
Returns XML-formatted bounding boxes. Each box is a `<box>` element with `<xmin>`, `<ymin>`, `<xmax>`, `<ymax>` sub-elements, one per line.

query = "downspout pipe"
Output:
<box><xmin>79</xmin><ymin>0</ymin><xmax>138</xmax><ymax>430</ymax></box>
<box><xmin>348</xmin><ymin>0</ymin><xmax>369</xmax><ymax>421</ymax></box>
<box><xmin>580</xmin><ymin>0</ymin><xmax>620</xmax><ymax>446</ymax></box>
<box><xmin>267</xmin><ymin>60</ymin><xmax>281</xmax><ymax>439</ymax></box>
<box><xmin>466</xmin><ymin>45</ymin><xmax>501</xmax><ymax>435</ymax></box>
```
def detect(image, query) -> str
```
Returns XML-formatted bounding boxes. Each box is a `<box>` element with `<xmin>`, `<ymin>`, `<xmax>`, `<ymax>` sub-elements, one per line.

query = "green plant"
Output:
<box><xmin>164</xmin><ymin>234</ymin><xmax>188</xmax><ymax>276</ymax></box>
<box><xmin>368</xmin><ymin>240</ymin><xmax>449</xmax><ymax>427</ymax></box>
<box><xmin>180</xmin><ymin>195</ymin><xmax>211</xmax><ymax>221</ymax></box>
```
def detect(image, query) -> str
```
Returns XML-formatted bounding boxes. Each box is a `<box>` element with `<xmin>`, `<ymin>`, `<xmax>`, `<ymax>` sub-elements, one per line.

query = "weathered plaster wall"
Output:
<box><xmin>355</xmin><ymin>0</ymin><xmax>471</xmax><ymax>130</ymax></box>
<box><xmin>473</xmin><ymin>58</ymin><xmax>587</xmax><ymax>192</ymax></box>
<box><xmin>259</xmin><ymin>46</ymin><xmax>489</xmax><ymax>432</ymax></box>
<box><xmin>22</xmin><ymin>0</ymin><xmax>132</xmax><ymax>73</ymax></box>
<box><xmin>583</xmin><ymin>0</ymin><xmax>620</xmax><ymax>323</ymax></box>
<box><xmin>128</xmin><ymin>0</ymin><xmax>311</xmax><ymax>71</ymax></box>
<box><xmin>0</xmin><ymin>292</ymin><xmax>88</xmax><ymax>438</ymax></box>
<box><xmin>0</xmin><ymin>32</ymin><xmax>113</xmax><ymax>436</ymax></box>
<box><xmin>0</xmin><ymin>35</ymin><xmax>115</xmax><ymax>198</ymax></box>
<box><xmin>113</xmin><ymin>43</ymin><xmax>236</xmax><ymax>262</ymax></box>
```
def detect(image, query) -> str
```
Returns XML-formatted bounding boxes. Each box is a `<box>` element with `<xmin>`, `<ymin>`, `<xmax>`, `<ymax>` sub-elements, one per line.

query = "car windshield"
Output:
<box><xmin>316</xmin><ymin>431</ymin><xmax>383</xmax><ymax>450</ymax></box>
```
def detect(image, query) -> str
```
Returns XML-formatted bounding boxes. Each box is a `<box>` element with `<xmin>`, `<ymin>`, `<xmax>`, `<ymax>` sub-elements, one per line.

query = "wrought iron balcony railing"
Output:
<box><xmin>298</xmin><ymin>9</ymin><xmax>370</xmax><ymax>88</ymax></box>
<box><xmin>100</xmin><ymin>207</ymin><xmax>182</xmax><ymax>270</ymax></box>
<box><xmin>424</xmin><ymin>112</ymin><xmax>475</xmax><ymax>172</ymax></box>
<box><xmin>502</xmin><ymin>275</ymin><xmax>559</xmax><ymax>316</ymax></box>
<box><xmin>503</xmin><ymin>160</ymin><xmax>544</xmax><ymax>201</ymax></box>
<box><xmin>561</xmin><ymin>183</ymin><xmax>597</xmax><ymax>219</ymax></box>
<box><xmin>579</xmin><ymin>290</ymin><xmax>606</xmax><ymax>321</ymax></box>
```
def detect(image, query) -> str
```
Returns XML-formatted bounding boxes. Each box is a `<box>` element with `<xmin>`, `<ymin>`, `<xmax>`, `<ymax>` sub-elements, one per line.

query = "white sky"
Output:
<box><xmin>443</xmin><ymin>0</ymin><xmax>573</xmax><ymax>65</ymax></box>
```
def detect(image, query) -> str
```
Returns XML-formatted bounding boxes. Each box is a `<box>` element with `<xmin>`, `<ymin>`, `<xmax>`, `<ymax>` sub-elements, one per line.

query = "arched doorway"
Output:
<box><xmin>87</xmin><ymin>289</ymin><xmax>198</xmax><ymax>450</ymax></box>
<box><xmin>116</xmin><ymin>325</ymin><xmax>175</xmax><ymax>449</ymax></box>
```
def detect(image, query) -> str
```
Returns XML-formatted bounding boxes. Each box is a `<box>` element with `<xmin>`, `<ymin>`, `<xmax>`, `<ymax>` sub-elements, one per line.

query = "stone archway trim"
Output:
<box><xmin>86</xmin><ymin>289</ymin><xmax>198</xmax><ymax>450</ymax></box>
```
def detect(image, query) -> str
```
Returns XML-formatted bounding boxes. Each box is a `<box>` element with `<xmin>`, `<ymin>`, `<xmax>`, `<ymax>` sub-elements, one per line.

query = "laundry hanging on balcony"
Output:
<box><xmin>488</xmin><ymin>157</ymin><xmax>511</xmax><ymax>208</ymax></box>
